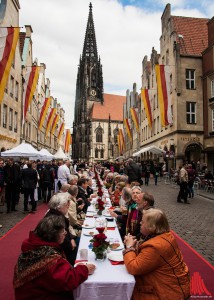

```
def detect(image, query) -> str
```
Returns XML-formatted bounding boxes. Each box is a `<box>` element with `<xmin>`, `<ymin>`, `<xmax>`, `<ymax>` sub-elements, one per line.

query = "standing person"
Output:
<box><xmin>0</xmin><ymin>159</ymin><xmax>5</xmax><ymax>207</ymax></box>
<box><xmin>21</xmin><ymin>162</ymin><xmax>38</xmax><ymax>213</ymax></box>
<box><xmin>125</xmin><ymin>158</ymin><xmax>142</xmax><ymax>185</ymax></box>
<box><xmin>177</xmin><ymin>164</ymin><xmax>190</xmax><ymax>204</ymax></box>
<box><xmin>36</xmin><ymin>160</ymin><xmax>44</xmax><ymax>201</ymax></box>
<box><xmin>123</xmin><ymin>209</ymin><xmax>190</xmax><ymax>300</ymax></box>
<box><xmin>144</xmin><ymin>163</ymin><xmax>151</xmax><ymax>186</ymax></box>
<box><xmin>187</xmin><ymin>164</ymin><xmax>196</xmax><ymax>198</ymax></box>
<box><xmin>41</xmin><ymin>163</ymin><xmax>55</xmax><ymax>203</ymax></box>
<box><xmin>4</xmin><ymin>158</ymin><xmax>21</xmax><ymax>213</ymax></box>
<box><xmin>57</xmin><ymin>160</ymin><xmax>71</xmax><ymax>191</ymax></box>
<box><xmin>152</xmin><ymin>163</ymin><xmax>159</xmax><ymax>186</ymax></box>
<box><xmin>13</xmin><ymin>215</ymin><xmax>95</xmax><ymax>300</ymax></box>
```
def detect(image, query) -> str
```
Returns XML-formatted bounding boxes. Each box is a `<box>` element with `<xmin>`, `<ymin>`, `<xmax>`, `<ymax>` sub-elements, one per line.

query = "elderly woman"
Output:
<box><xmin>123</xmin><ymin>209</ymin><xmax>190</xmax><ymax>300</ymax></box>
<box><xmin>45</xmin><ymin>192</ymin><xmax>77</xmax><ymax>265</ymax></box>
<box><xmin>13</xmin><ymin>215</ymin><xmax>95</xmax><ymax>300</ymax></box>
<box><xmin>126</xmin><ymin>186</ymin><xmax>142</xmax><ymax>236</ymax></box>
<box><xmin>67</xmin><ymin>185</ymin><xmax>83</xmax><ymax>233</ymax></box>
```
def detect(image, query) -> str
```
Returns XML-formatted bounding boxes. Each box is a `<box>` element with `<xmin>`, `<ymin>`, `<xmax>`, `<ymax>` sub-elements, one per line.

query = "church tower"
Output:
<box><xmin>73</xmin><ymin>2</ymin><xmax>104</xmax><ymax>160</ymax></box>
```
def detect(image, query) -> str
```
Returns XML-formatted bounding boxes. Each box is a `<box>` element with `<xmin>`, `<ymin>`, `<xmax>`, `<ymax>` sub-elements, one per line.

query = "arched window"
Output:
<box><xmin>100</xmin><ymin>149</ymin><xmax>104</xmax><ymax>158</ymax></box>
<box><xmin>95</xmin><ymin>148</ymin><xmax>99</xmax><ymax>158</ymax></box>
<box><xmin>113</xmin><ymin>128</ymin><xmax>119</xmax><ymax>144</ymax></box>
<box><xmin>95</xmin><ymin>125</ymin><xmax>103</xmax><ymax>143</ymax></box>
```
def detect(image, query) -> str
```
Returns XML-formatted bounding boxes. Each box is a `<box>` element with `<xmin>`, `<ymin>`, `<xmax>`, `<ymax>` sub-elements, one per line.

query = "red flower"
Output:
<box><xmin>93</xmin><ymin>241</ymin><xmax>101</xmax><ymax>247</ymax></box>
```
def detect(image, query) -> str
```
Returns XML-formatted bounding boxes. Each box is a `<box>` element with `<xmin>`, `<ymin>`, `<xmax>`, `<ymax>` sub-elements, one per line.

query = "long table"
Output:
<box><xmin>73</xmin><ymin>191</ymin><xmax>135</xmax><ymax>300</ymax></box>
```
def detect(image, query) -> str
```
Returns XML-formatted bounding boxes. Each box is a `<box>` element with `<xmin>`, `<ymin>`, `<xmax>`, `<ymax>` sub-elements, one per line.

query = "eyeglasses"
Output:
<box><xmin>59</xmin><ymin>229</ymin><xmax>67</xmax><ymax>235</ymax></box>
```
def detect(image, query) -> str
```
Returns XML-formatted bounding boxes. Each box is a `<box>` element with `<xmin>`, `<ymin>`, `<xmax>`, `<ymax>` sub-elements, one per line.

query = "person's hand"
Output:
<box><xmin>109</xmin><ymin>210</ymin><xmax>118</xmax><ymax>218</ymax></box>
<box><xmin>90</xmin><ymin>194</ymin><xmax>97</xmax><ymax>198</ymax></box>
<box><xmin>71</xmin><ymin>239</ymin><xmax>76</xmax><ymax>249</ymax></box>
<box><xmin>78</xmin><ymin>204</ymin><xmax>84</xmax><ymax>210</ymax></box>
<box><xmin>86</xmin><ymin>263</ymin><xmax>96</xmax><ymax>275</ymax></box>
<box><xmin>124</xmin><ymin>234</ymin><xmax>137</xmax><ymax>248</ymax></box>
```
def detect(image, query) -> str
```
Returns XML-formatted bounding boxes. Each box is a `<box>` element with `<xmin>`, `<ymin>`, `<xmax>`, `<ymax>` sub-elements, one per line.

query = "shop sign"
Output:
<box><xmin>0</xmin><ymin>134</ymin><xmax>17</xmax><ymax>143</ymax></box>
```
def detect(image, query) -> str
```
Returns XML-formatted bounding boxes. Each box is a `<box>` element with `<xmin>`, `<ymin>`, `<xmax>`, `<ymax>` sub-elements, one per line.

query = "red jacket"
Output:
<box><xmin>14</xmin><ymin>232</ymin><xmax>88</xmax><ymax>300</ymax></box>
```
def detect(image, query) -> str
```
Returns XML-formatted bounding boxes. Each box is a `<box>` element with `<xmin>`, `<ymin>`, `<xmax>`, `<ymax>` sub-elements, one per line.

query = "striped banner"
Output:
<box><xmin>130</xmin><ymin>107</ymin><xmax>139</xmax><ymax>133</ymax></box>
<box><xmin>38</xmin><ymin>97</ymin><xmax>51</xmax><ymax>130</ymax></box>
<box><xmin>58</xmin><ymin>122</ymin><xmax>65</xmax><ymax>141</ymax></box>
<box><xmin>119</xmin><ymin>128</ymin><xmax>125</xmax><ymax>151</ymax></box>
<box><xmin>23</xmin><ymin>65</ymin><xmax>40</xmax><ymax>121</ymax></box>
<box><xmin>51</xmin><ymin>114</ymin><xmax>59</xmax><ymax>135</ymax></box>
<box><xmin>45</xmin><ymin>108</ymin><xmax>56</xmax><ymax>137</ymax></box>
<box><xmin>117</xmin><ymin>134</ymin><xmax>122</xmax><ymax>155</ymax></box>
<box><xmin>65</xmin><ymin>129</ymin><xmax>71</xmax><ymax>153</ymax></box>
<box><xmin>124</xmin><ymin>118</ymin><xmax>132</xmax><ymax>142</ymax></box>
<box><xmin>155</xmin><ymin>64</ymin><xmax>172</xmax><ymax>127</ymax></box>
<box><xmin>141</xmin><ymin>89</ymin><xmax>153</xmax><ymax>128</ymax></box>
<box><xmin>0</xmin><ymin>27</ymin><xmax>20</xmax><ymax>104</ymax></box>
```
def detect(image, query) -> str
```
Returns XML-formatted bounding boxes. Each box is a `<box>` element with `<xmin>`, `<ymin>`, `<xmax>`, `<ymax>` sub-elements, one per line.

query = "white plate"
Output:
<box><xmin>83</xmin><ymin>230</ymin><xmax>98</xmax><ymax>236</ymax></box>
<box><xmin>109</xmin><ymin>244</ymin><xmax>124</xmax><ymax>251</ymax></box>
<box><xmin>107</xmin><ymin>253</ymin><xmax>124</xmax><ymax>262</ymax></box>
<box><xmin>103</xmin><ymin>213</ymin><xmax>111</xmax><ymax>217</ymax></box>
<box><xmin>82</xmin><ymin>224</ymin><xmax>95</xmax><ymax>229</ymax></box>
<box><xmin>86</xmin><ymin>212</ymin><xmax>94</xmax><ymax>217</ymax></box>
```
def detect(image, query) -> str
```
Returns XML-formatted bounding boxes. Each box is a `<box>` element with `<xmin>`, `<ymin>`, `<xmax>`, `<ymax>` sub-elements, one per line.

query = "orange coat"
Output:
<box><xmin>124</xmin><ymin>232</ymin><xmax>190</xmax><ymax>300</ymax></box>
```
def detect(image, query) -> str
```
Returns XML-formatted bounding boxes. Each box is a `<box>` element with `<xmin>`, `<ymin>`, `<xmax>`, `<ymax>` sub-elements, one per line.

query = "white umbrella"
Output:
<box><xmin>1</xmin><ymin>142</ymin><xmax>40</xmax><ymax>157</ymax></box>
<box><xmin>38</xmin><ymin>149</ymin><xmax>54</xmax><ymax>161</ymax></box>
<box><xmin>54</xmin><ymin>146</ymin><xmax>68</xmax><ymax>159</ymax></box>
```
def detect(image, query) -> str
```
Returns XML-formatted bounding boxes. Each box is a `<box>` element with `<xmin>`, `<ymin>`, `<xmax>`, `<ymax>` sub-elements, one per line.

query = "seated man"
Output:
<box><xmin>77</xmin><ymin>178</ymin><xmax>91</xmax><ymax>213</ymax></box>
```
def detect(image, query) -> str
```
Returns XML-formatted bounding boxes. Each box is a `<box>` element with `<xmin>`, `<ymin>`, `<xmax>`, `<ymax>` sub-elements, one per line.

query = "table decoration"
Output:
<box><xmin>90</xmin><ymin>232</ymin><xmax>109</xmax><ymax>261</ymax></box>
<box><xmin>96</xmin><ymin>198</ymin><xmax>105</xmax><ymax>215</ymax></box>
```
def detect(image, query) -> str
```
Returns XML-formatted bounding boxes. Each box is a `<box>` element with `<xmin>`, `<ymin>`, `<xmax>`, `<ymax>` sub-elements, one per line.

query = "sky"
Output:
<box><xmin>19</xmin><ymin>0</ymin><xmax>213</xmax><ymax>131</ymax></box>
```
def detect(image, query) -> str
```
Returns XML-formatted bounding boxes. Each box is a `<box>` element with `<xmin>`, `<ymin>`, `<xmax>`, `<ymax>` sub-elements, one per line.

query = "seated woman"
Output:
<box><xmin>45</xmin><ymin>192</ymin><xmax>77</xmax><ymax>266</ymax></box>
<box><xmin>123</xmin><ymin>209</ymin><xmax>190</xmax><ymax>300</ymax></box>
<box><xmin>111</xmin><ymin>182</ymin><xmax>126</xmax><ymax>207</ymax></box>
<box><xmin>13</xmin><ymin>215</ymin><xmax>95</xmax><ymax>300</ymax></box>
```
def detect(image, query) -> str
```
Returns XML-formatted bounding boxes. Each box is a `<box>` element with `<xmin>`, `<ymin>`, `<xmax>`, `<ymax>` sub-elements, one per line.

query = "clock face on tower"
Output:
<box><xmin>90</xmin><ymin>89</ymin><xmax>96</xmax><ymax>96</ymax></box>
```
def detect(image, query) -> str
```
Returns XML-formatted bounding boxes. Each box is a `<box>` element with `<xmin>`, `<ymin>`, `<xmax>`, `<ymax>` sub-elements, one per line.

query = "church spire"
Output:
<box><xmin>82</xmin><ymin>2</ymin><xmax>98</xmax><ymax>61</ymax></box>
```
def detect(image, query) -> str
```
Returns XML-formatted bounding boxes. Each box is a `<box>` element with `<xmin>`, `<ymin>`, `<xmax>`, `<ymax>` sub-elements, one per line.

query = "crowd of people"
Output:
<box><xmin>0</xmin><ymin>157</ymin><xmax>192</xmax><ymax>299</ymax></box>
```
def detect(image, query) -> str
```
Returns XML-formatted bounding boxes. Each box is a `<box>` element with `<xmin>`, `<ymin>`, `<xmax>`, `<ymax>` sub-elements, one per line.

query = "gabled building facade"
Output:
<box><xmin>126</xmin><ymin>4</ymin><xmax>209</xmax><ymax>170</ymax></box>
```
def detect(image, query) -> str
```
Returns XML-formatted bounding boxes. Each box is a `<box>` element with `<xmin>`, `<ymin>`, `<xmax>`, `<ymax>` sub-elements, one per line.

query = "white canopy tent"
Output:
<box><xmin>38</xmin><ymin>149</ymin><xmax>54</xmax><ymax>161</ymax></box>
<box><xmin>54</xmin><ymin>146</ymin><xmax>68</xmax><ymax>160</ymax></box>
<box><xmin>1</xmin><ymin>142</ymin><xmax>40</xmax><ymax>157</ymax></box>
<box><xmin>133</xmin><ymin>145</ymin><xmax>165</xmax><ymax>157</ymax></box>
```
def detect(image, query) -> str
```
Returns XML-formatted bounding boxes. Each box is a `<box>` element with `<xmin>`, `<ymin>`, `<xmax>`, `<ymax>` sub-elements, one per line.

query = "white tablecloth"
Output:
<box><xmin>73</xmin><ymin>195</ymin><xmax>135</xmax><ymax>300</ymax></box>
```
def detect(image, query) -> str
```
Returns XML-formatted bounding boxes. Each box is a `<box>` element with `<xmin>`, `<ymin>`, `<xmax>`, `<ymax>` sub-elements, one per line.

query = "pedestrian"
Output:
<box><xmin>21</xmin><ymin>162</ymin><xmax>38</xmax><ymax>213</ymax></box>
<box><xmin>177</xmin><ymin>164</ymin><xmax>190</xmax><ymax>204</ymax></box>
<box><xmin>124</xmin><ymin>158</ymin><xmax>142</xmax><ymax>185</ymax></box>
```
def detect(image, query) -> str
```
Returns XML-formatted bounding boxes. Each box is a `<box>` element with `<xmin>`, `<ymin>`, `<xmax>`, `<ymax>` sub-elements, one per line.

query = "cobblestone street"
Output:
<box><xmin>0</xmin><ymin>180</ymin><xmax>214</xmax><ymax>266</ymax></box>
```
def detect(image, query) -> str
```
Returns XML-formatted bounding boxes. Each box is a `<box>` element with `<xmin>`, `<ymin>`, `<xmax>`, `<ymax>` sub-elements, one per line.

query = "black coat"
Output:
<box><xmin>125</xmin><ymin>161</ymin><xmax>142</xmax><ymax>184</ymax></box>
<box><xmin>77</xmin><ymin>186</ymin><xmax>91</xmax><ymax>213</ymax></box>
<box><xmin>21</xmin><ymin>167</ymin><xmax>38</xmax><ymax>189</ymax></box>
<box><xmin>4</xmin><ymin>163</ymin><xmax>21</xmax><ymax>187</ymax></box>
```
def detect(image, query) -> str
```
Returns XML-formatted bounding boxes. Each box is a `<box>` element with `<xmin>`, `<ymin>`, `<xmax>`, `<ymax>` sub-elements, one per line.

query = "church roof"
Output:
<box><xmin>91</xmin><ymin>93</ymin><xmax>126</xmax><ymax>121</ymax></box>
<box><xmin>172</xmin><ymin>16</ymin><xmax>208</xmax><ymax>56</ymax></box>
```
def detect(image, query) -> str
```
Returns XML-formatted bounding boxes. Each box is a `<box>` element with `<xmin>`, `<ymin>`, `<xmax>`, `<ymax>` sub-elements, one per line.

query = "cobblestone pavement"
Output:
<box><xmin>0</xmin><ymin>181</ymin><xmax>214</xmax><ymax>266</ymax></box>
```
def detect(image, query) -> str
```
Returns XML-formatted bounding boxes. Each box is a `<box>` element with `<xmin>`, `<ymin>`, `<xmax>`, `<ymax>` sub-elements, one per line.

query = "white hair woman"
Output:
<box><xmin>123</xmin><ymin>209</ymin><xmax>190</xmax><ymax>300</ymax></box>
<box><xmin>45</xmin><ymin>192</ymin><xmax>77</xmax><ymax>265</ymax></box>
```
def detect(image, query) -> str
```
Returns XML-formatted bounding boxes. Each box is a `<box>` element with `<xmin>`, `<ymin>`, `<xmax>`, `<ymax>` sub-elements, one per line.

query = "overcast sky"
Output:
<box><xmin>19</xmin><ymin>0</ymin><xmax>213</xmax><ymax>130</ymax></box>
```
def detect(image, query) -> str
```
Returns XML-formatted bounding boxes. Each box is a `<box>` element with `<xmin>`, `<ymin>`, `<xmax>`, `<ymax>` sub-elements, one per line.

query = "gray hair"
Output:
<box><xmin>68</xmin><ymin>185</ymin><xmax>78</xmax><ymax>197</ymax></box>
<box><xmin>131</xmin><ymin>186</ymin><xmax>142</xmax><ymax>192</ymax></box>
<box><xmin>122</xmin><ymin>187</ymin><xmax>132</xmax><ymax>202</ymax></box>
<box><xmin>49</xmin><ymin>192</ymin><xmax>71</xmax><ymax>210</ymax></box>
<box><xmin>68</xmin><ymin>175</ymin><xmax>78</xmax><ymax>183</ymax></box>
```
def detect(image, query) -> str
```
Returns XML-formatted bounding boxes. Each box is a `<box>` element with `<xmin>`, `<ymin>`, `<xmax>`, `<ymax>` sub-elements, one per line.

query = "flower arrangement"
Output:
<box><xmin>90</xmin><ymin>233</ymin><xmax>109</xmax><ymax>261</ymax></box>
<box><xmin>96</xmin><ymin>198</ymin><xmax>105</xmax><ymax>215</ymax></box>
<box><xmin>97</xmin><ymin>187</ymin><xmax>103</xmax><ymax>197</ymax></box>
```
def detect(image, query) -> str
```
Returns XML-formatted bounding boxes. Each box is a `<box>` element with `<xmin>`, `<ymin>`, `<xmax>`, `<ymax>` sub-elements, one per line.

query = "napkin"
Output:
<box><xmin>109</xmin><ymin>260</ymin><xmax>124</xmax><ymax>265</ymax></box>
<box><xmin>75</xmin><ymin>260</ymin><xmax>88</xmax><ymax>264</ymax></box>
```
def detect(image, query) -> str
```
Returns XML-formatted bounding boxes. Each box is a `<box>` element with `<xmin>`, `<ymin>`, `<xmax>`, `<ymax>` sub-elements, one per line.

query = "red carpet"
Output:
<box><xmin>0</xmin><ymin>211</ymin><xmax>213</xmax><ymax>299</ymax></box>
<box><xmin>172</xmin><ymin>230</ymin><xmax>214</xmax><ymax>298</ymax></box>
<box><xmin>0</xmin><ymin>204</ymin><xmax>48</xmax><ymax>300</ymax></box>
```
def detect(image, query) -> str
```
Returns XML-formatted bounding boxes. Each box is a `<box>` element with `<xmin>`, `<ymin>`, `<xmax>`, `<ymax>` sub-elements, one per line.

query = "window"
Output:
<box><xmin>15</xmin><ymin>81</ymin><xmax>19</xmax><ymax>101</ymax></box>
<box><xmin>100</xmin><ymin>149</ymin><xmax>104</xmax><ymax>158</ymax></box>
<box><xmin>157</xmin><ymin>116</ymin><xmax>159</xmax><ymax>133</ymax></box>
<box><xmin>186</xmin><ymin>69</ymin><xmax>195</xmax><ymax>89</ymax></box>
<box><xmin>9</xmin><ymin>108</ymin><xmax>13</xmax><ymax>130</ymax></box>
<box><xmin>10</xmin><ymin>76</ymin><xmax>14</xmax><ymax>97</ymax></box>
<box><xmin>3</xmin><ymin>105</ymin><xmax>7</xmax><ymax>128</ymax></box>
<box><xmin>95</xmin><ymin>148</ymin><xmax>99</xmax><ymax>158</ymax></box>
<box><xmin>95</xmin><ymin>126</ymin><xmax>103</xmax><ymax>143</ymax></box>
<box><xmin>113</xmin><ymin>128</ymin><xmax>119</xmax><ymax>144</ymax></box>
<box><xmin>211</xmin><ymin>80</ymin><xmax>214</xmax><ymax>98</ymax></box>
<box><xmin>14</xmin><ymin>112</ymin><xmax>18</xmax><ymax>132</ymax></box>
<box><xmin>186</xmin><ymin>102</ymin><xmax>196</xmax><ymax>124</ymax></box>
<box><xmin>212</xmin><ymin>110</ymin><xmax>214</xmax><ymax>131</ymax></box>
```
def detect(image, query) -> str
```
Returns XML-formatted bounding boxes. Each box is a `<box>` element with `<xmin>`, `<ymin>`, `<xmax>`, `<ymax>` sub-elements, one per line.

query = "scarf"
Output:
<box><xmin>126</xmin><ymin>201</ymin><xmax>139</xmax><ymax>235</ymax></box>
<box><xmin>13</xmin><ymin>246</ymin><xmax>65</xmax><ymax>288</ymax></box>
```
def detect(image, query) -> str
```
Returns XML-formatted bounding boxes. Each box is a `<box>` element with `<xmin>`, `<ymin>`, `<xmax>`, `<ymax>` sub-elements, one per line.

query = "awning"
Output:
<box><xmin>133</xmin><ymin>146</ymin><xmax>165</xmax><ymax>156</ymax></box>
